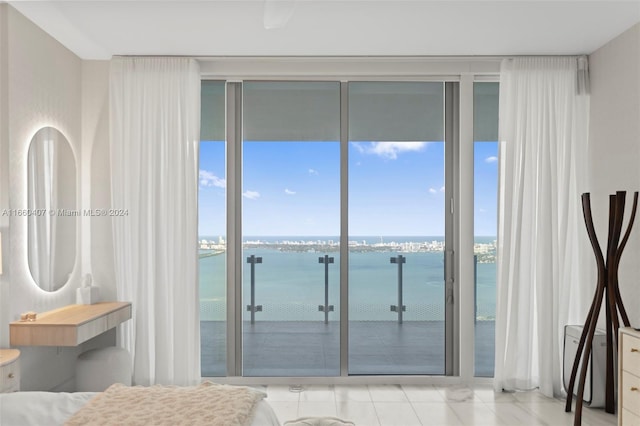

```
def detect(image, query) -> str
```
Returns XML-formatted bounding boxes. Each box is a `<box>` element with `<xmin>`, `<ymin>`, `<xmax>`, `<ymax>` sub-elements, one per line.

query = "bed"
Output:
<box><xmin>0</xmin><ymin>382</ymin><xmax>281</xmax><ymax>426</ymax></box>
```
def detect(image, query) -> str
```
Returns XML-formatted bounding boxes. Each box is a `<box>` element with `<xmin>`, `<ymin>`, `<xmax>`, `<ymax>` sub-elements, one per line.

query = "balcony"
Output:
<box><xmin>201</xmin><ymin>319</ymin><xmax>494</xmax><ymax>377</ymax></box>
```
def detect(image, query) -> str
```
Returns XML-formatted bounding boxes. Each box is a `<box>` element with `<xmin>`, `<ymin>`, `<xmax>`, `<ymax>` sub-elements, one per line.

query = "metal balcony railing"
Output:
<box><xmin>318</xmin><ymin>255</ymin><xmax>335</xmax><ymax>324</ymax></box>
<box><xmin>389</xmin><ymin>255</ymin><xmax>407</xmax><ymax>324</ymax></box>
<box><xmin>242</xmin><ymin>253</ymin><xmax>446</xmax><ymax>324</ymax></box>
<box><xmin>246</xmin><ymin>255</ymin><xmax>263</xmax><ymax>324</ymax></box>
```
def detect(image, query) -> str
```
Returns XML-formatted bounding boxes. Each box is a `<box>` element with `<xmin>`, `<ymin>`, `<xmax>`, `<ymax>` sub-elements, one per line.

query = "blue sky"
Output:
<box><xmin>474</xmin><ymin>142</ymin><xmax>499</xmax><ymax>236</ymax></box>
<box><xmin>198</xmin><ymin>141</ymin><xmax>498</xmax><ymax>237</ymax></box>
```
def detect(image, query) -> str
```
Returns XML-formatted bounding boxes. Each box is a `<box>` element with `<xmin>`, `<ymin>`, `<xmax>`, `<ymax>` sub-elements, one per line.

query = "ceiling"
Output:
<box><xmin>8</xmin><ymin>0</ymin><xmax>640</xmax><ymax>60</ymax></box>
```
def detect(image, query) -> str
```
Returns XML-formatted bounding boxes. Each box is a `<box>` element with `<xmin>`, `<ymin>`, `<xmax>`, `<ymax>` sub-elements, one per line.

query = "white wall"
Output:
<box><xmin>1</xmin><ymin>7</ymin><xmax>8</xmax><ymax>293</ymax></box>
<box><xmin>82</xmin><ymin>60</ymin><xmax>115</xmax><ymax>303</ymax></box>
<box><xmin>588</xmin><ymin>23</ymin><xmax>640</xmax><ymax>327</ymax></box>
<box><xmin>0</xmin><ymin>5</ymin><xmax>112</xmax><ymax>391</ymax></box>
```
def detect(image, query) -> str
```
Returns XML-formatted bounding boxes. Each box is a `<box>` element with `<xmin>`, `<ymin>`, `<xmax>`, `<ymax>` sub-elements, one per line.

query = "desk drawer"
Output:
<box><xmin>623</xmin><ymin>333</ymin><xmax>640</xmax><ymax>378</ymax></box>
<box><xmin>0</xmin><ymin>358</ymin><xmax>20</xmax><ymax>393</ymax></box>
<box><xmin>621</xmin><ymin>408</ymin><xmax>640</xmax><ymax>426</ymax></box>
<box><xmin>622</xmin><ymin>371</ymin><xmax>640</xmax><ymax>418</ymax></box>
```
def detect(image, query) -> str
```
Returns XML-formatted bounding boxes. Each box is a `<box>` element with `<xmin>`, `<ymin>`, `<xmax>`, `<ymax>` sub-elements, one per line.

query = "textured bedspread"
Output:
<box><xmin>65</xmin><ymin>381</ymin><xmax>266</xmax><ymax>426</ymax></box>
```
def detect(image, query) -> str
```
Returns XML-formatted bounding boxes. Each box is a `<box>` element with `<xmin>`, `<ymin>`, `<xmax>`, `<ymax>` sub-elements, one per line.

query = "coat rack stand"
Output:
<box><xmin>564</xmin><ymin>191</ymin><xmax>638</xmax><ymax>426</ymax></box>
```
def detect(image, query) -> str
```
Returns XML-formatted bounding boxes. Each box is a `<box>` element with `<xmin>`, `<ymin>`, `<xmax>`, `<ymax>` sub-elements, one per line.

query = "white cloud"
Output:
<box><xmin>199</xmin><ymin>170</ymin><xmax>226</xmax><ymax>188</ymax></box>
<box><xmin>308</xmin><ymin>168</ymin><xmax>319</xmax><ymax>175</ymax></box>
<box><xmin>352</xmin><ymin>143</ymin><xmax>366</xmax><ymax>154</ymax></box>
<box><xmin>485</xmin><ymin>156</ymin><xmax>498</xmax><ymax>163</ymax></box>
<box><xmin>429</xmin><ymin>188</ymin><xmax>438</xmax><ymax>194</ymax></box>
<box><xmin>440</xmin><ymin>186</ymin><xmax>445</xmax><ymax>192</ymax></box>
<box><xmin>243</xmin><ymin>190</ymin><xmax>260</xmax><ymax>200</ymax></box>
<box><xmin>285</xmin><ymin>188</ymin><xmax>296</xmax><ymax>195</ymax></box>
<box><xmin>354</xmin><ymin>141</ymin><xmax>428</xmax><ymax>159</ymax></box>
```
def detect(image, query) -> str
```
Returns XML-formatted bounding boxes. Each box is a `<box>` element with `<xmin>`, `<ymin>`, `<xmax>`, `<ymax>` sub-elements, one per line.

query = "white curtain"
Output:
<box><xmin>494</xmin><ymin>57</ymin><xmax>591</xmax><ymax>397</ymax></box>
<box><xmin>110</xmin><ymin>57</ymin><xmax>201</xmax><ymax>386</ymax></box>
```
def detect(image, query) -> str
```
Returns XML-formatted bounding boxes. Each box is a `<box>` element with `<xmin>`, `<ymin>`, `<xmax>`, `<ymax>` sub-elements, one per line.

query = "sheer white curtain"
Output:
<box><xmin>494</xmin><ymin>57</ymin><xmax>591</xmax><ymax>397</ymax></box>
<box><xmin>110</xmin><ymin>57</ymin><xmax>201</xmax><ymax>386</ymax></box>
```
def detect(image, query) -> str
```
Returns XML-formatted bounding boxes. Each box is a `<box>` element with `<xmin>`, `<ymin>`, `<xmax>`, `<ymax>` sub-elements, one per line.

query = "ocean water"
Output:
<box><xmin>199</xmin><ymin>236</ymin><xmax>496</xmax><ymax>322</ymax></box>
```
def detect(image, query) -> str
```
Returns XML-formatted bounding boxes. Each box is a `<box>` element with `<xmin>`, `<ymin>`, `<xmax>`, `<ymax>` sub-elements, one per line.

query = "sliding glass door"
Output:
<box><xmin>348</xmin><ymin>82</ymin><xmax>447</xmax><ymax>374</ymax></box>
<box><xmin>198</xmin><ymin>78</ymin><xmax>495</xmax><ymax>378</ymax></box>
<box><xmin>241</xmin><ymin>82</ymin><xmax>341</xmax><ymax>376</ymax></box>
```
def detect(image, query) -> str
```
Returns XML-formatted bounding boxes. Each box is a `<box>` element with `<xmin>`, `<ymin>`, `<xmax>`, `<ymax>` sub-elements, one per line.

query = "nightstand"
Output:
<box><xmin>0</xmin><ymin>349</ymin><xmax>20</xmax><ymax>393</ymax></box>
<box><xmin>619</xmin><ymin>328</ymin><xmax>640</xmax><ymax>425</ymax></box>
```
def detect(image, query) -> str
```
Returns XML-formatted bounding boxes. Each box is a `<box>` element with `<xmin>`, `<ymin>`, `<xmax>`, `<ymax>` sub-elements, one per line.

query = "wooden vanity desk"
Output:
<box><xmin>9</xmin><ymin>302</ymin><xmax>131</xmax><ymax>347</ymax></box>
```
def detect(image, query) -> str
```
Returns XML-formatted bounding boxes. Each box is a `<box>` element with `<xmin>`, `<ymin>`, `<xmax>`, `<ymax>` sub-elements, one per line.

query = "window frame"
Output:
<box><xmin>200</xmin><ymin>59</ymin><xmax>499</xmax><ymax>385</ymax></box>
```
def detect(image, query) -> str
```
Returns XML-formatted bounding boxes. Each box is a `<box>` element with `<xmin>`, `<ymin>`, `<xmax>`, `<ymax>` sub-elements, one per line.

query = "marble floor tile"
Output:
<box><xmin>412</xmin><ymin>402</ymin><xmax>464</xmax><ymax>426</ymax></box>
<box><xmin>337</xmin><ymin>401</ymin><xmax>381</xmax><ymax>426</ymax></box>
<box><xmin>298</xmin><ymin>385</ymin><xmax>336</xmax><ymax>402</ymax></box>
<box><xmin>518</xmin><ymin>401</ymin><xmax>578</xmax><ymax>426</ymax></box>
<box><xmin>368</xmin><ymin>384</ymin><xmax>409</xmax><ymax>402</ymax></box>
<box><xmin>261</xmin><ymin>383</ymin><xmax>616</xmax><ymax>426</ymax></box>
<box><xmin>374</xmin><ymin>402</ymin><xmax>422</xmax><ymax>426</ymax></box>
<box><xmin>473</xmin><ymin>387</ymin><xmax>518</xmax><ymax>403</ymax></box>
<box><xmin>335</xmin><ymin>385</ymin><xmax>373</xmax><ymax>402</ymax></box>
<box><xmin>297</xmin><ymin>401</ymin><xmax>338</xmax><ymax>418</ymax></box>
<box><xmin>448</xmin><ymin>402</ymin><xmax>508</xmax><ymax>425</ymax></box>
<box><xmin>265</xmin><ymin>385</ymin><xmax>302</xmax><ymax>402</ymax></box>
<box><xmin>486</xmin><ymin>401</ymin><xmax>545</xmax><ymax>425</ymax></box>
<box><xmin>436</xmin><ymin>385</ymin><xmax>479</xmax><ymax>403</ymax></box>
<box><xmin>512</xmin><ymin>390</ymin><xmax>558</xmax><ymax>403</ymax></box>
<box><xmin>579</xmin><ymin>406</ymin><xmax>618</xmax><ymax>426</ymax></box>
<box><xmin>267</xmin><ymin>401</ymin><xmax>299</xmax><ymax>424</ymax></box>
<box><xmin>402</xmin><ymin>384</ymin><xmax>446</xmax><ymax>402</ymax></box>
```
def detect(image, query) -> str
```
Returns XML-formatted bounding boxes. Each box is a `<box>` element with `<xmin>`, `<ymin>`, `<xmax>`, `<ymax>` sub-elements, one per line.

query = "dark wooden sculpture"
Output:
<box><xmin>564</xmin><ymin>191</ymin><xmax>638</xmax><ymax>425</ymax></box>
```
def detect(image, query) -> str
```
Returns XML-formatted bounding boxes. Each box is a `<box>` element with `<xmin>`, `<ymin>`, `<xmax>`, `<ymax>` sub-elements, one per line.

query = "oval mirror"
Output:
<box><xmin>27</xmin><ymin>127</ymin><xmax>76</xmax><ymax>291</ymax></box>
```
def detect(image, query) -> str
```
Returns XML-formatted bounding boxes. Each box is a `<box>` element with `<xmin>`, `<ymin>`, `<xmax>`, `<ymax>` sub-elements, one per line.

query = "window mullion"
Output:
<box><xmin>458</xmin><ymin>75</ymin><xmax>476</xmax><ymax>382</ymax></box>
<box><xmin>340</xmin><ymin>82</ymin><xmax>349</xmax><ymax>376</ymax></box>
<box><xmin>445</xmin><ymin>82</ymin><xmax>458</xmax><ymax>376</ymax></box>
<box><xmin>226</xmin><ymin>82</ymin><xmax>243</xmax><ymax>377</ymax></box>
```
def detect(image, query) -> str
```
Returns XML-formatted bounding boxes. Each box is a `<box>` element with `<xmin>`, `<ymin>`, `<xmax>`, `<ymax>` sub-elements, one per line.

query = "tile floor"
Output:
<box><xmin>260</xmin><ymin>384</ymin><xmax>618</xmax><ymax>426</ymax></box>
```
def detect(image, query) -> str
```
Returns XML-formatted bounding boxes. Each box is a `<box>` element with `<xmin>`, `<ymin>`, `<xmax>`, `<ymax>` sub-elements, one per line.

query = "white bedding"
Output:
<box><xmin>0</xmin><ymin>389</ymin><xmax>281</xmax><ymax>426</ymax></box>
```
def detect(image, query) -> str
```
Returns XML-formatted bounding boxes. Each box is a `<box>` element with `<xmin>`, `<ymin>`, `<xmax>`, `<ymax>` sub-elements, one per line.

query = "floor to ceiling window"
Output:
<box><xmin>473</xmin><ymin>82</ymin><xmax>499</xmax><ymax>377</ymax></box>
<box><xmin>199</xmin><ymin>74</ymin><xmax>498</xmax><ymax>378</ymax></box>
<box><xmin>199</xmin><ymin>81</ymin><xmax>227</xmax><ymax>376</ymax></box>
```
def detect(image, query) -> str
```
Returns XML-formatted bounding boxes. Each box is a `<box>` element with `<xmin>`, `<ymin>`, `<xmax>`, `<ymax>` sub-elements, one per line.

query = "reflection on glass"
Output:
<box><xmin>27</xmin><ymin>127</ymin><xmax>76</xmax><ymax>292</ymax></box>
